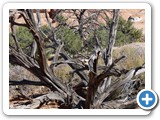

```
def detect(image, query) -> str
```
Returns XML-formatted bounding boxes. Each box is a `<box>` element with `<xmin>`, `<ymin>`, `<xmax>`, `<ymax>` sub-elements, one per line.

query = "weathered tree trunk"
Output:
<box><xmin>99</xmin><ymin>9</ymin><xmax>120</xmax><ymax>94</ymax></box>
<box><xmin>85</xmin><ymin>9</ymin><xmax>120</xmax><ymax>109</ymax></box>
<box><xmin>85</xmin><ymin>48</ymin><xmax>100</xmax><ymax>108</ymax></box>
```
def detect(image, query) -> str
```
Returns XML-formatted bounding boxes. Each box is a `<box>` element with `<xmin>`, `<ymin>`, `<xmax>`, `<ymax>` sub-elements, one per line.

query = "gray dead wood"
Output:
<box><xmin>99</xmin><ymin>9</ymin><xmax>120</xmax><ymax>93</ymax></box>
<box><xmin>94</xmin><ymin>64</ymin><xmax>145</xmax><ymax>108</ymax></box>
<box><xmin>36</xmin><ymin>9</ymin><xmax>41</xmax><ymax>29</ymax></box>
<box><xmin>85</xmin><ymin>47</ymin><xmax>101</xmax><ymax>108</ymax></box>
<box><xmin>9</xmin><ymin>10</ymin><xmax>71</xmax><ymax>97</ymax></box>
<box><xmin>85</xmin><ymin>55</ymin><xmax>124</xmax><ymax>109</ymax></box>
<box><xmin>101</xmin><ymin>99</ymin><xmax>138</xmax><ymax>109</ymax></box>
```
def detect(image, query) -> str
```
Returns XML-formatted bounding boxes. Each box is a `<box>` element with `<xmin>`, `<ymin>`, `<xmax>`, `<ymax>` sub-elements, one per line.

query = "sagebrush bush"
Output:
<box><xmin>53</xmin><ymin>64</ymin><xmax>72</xmax><ymax>82</ymax></box>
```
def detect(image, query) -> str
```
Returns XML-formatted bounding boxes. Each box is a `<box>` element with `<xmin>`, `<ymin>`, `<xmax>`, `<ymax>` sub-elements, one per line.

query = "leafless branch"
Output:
<box><xmin>44</xmin><ymin>9</ymin><xmax>51</xmax><ymax>29</ymax></box>
<box><xmin>94</xmin><ymin>64</ymin><xmax>145</xmax><ymax>107</ymax></box>
<box><xmin>99</xmin><ymin>9</ymin><xmax>120</xmax><ymax>95</ymax></box>
<box><xmin>36</xmin><ymin>9</ymin><xmax>41</xmax><ymax>29</ymax></box>
<box><xmin>10</xmin><ymin>16</ymin><xmax>23</xmax><ymax>53</ymax></box>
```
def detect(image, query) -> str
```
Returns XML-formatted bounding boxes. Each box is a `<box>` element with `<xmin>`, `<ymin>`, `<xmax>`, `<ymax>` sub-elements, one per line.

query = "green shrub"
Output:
<box><xmin>41</xmin><ymin>25</ymin><xmax>83</xmax><ymax>55</ymax></box>
<box><xmin>86</xmin><ymin>16</ymin><xmax>143</xmax><ymax>50</ymax></box>
<box><xmin>85</xmin><ymin>28</ymin><xmax>109</xmax><ymax>52</ymax></box>
<box><xmin>9</xmin><ymin>16</ymin><xmax>143</xmax><ymax>56</ymax></box>
<box><xmin>55</xmin><ymin>26</ymin><xmax>82</xmax><ymax>55</ymax></box>
<box><xmin>55</xmin><ymin>15</ymin><xmax>66</xmax><ymax>23</ymax></box>
<box><xmin>9</xmin><ymin>26</ymin><xmax>33</xmax><ymax>55</ymax></box>
<box><xmin>113</xmin><ymin>16</ymin><xmax>143</xmax><ymax>46</ymax></box>
<box><xmin>9</xmin><ymin>25</ymin><xmax>83</xmax><ymax>56</ymax></box>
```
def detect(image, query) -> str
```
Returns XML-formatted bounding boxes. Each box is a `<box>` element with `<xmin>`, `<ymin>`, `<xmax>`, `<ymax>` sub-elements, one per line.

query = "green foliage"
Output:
<box><xmin>85</xmin><ymin>28</ymin><xmax>109</xmax><ymax>52</ymax></box>
<box><xmin>55</xmin><ymin>26</ymin><xmax>82</xmax><ymax>55</ymax></box>
<box><xmin>55</xmin><ymin>15</ymin><xmax>66</xmax><ymax>23</ymax></box>
<box><xmin>96</xmin><ymin>28</ymin><xmax>109</xmax><ymax>47</ymax></box>
<box><xmin>9</xmin><ymin>25</ymin><xmax>83</xmax><ymax>56</ymax></box>
<box><xmin>9</xmin><ymin>27</ymin><xmax>33</xmax><ymax>55</ymax></box>
<box><xmin>113</xmin><ymin>16</ymin><xmax>143</xmax><ymax>46</ymax></box>
<box><xmin>87</xmin><ymin>16</ymin><xmax>143</xmax><ymax>49</ymax></box>
<box><xmin>9</xmin><ymin>16</ymin><xmax>143</xmax><ymax>56</ymax></box>
<box><xmin>40</xmin><ymin>25</ymin><xmax>83</xmax><ymax>55</ymax></box>
<box><xmin>9</xmin><ymin>26</ymin><xmax>52</xmax><ymax>57</ymax></box>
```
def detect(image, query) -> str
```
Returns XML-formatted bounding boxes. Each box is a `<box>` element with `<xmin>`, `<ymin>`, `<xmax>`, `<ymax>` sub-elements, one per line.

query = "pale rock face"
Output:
<box><xmin>128</xmin><ymin>16</ymin><xmax>142</xmax><ymax>22</ymax></box>
<box><xmin>133</xmin><ymin>17</ymin><xmax>143</xmax><ymax>22</ymax></box>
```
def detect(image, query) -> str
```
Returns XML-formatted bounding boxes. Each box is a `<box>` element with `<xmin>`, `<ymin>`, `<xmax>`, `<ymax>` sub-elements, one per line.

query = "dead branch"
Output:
<box><xmin>94</xmin><ymin>64</ymin><xmax>145</xmax><ymax>107</ymax></box>
<box><xmin>59</xmin><ymin>50</ymin><xmax>89</xmax><ymax>85</ymax></box>
<box><xmin>96</xmin><ymin>55</ymin><xmax>125</xmax><ymax>87</ymax></box>
<box><xmin>30</xmin><ymin>41</ymin><xmax>37</xmax><ymax>59</ymax></box>
<box><xmin>44</xmin><ymin>9</ymin><xmax>51</xmax><ymax>29</ymax></box>
<box><xmin>55</xmin><ymin>43</ymin><xmax>63</xmax><ymax>59</ymax></box>
<box><xmin>10</xmin><ymin>9</ymin><xmax>72</xmax><ymax>97</ymax></box>
<box><xmin>99</xmin><ymin>9</ymin><xmax>120</xmax><ymax>94</ymax></box>
<box><xmin>10</xmin><ymin>16</ymin><xmax>23</xmax><ymax>53</ymax></box>
<box><xmin>102</xmin><ymin>99</ymin><xmax>138</xmax><ymax>109</ymax></box>
<box><xmin>103</xmin><ymin>9</ymin><xmax>120</xmax><ymax>66</ymax></box>
<box><xmin>36</xmin><ymin>9</ymin><xmax>41</xmax><ymax>29</ymax></box>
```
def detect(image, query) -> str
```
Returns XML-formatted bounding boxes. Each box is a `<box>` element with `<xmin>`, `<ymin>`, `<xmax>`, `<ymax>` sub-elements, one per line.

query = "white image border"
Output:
<box><xmin>3</xmin><ymin>2</ymin><xmax>151</xmax><ymax>115</ymax></box>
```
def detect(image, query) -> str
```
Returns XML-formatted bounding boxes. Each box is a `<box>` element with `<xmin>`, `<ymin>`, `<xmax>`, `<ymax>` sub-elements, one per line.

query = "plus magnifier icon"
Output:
<box><xmin>142</xmin><ymin>93</ymin><xmax>153</xmax><ymax>105</ymax></box>
<box><xmin>137</xmin><ymin>89</ymin><xmax>158</xmax><ymax>110</ymax></box>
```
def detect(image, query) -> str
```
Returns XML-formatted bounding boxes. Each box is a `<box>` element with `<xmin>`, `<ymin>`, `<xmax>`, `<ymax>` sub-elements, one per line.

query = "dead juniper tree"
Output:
<box><xmin>9</xmin><ymin>9</ymin><xmax>145</xmax><ymax>109</ymax></box>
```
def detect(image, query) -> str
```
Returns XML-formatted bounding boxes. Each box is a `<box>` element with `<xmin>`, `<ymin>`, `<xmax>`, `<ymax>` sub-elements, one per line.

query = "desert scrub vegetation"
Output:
<box><xmin>53</xmin><ymin>64</ymin><xmax>72</xmax><ymax>82</ymax></box>
<box><xmin>9</xmin><ymin>16</ymin><xmax>143</xmax><ymax>57</ymax></box>
<box><xmin>9</xmin><ymin>9</ymin><xmax>145</xmax><ymax>109</ymax></box>
<box><xmin>112</xmin><ymin>42</ymin><xmax>145</xmax><ymax>81</ymax></box>
<box><xmin>55</xmin><ymin>26</ymin><xmax>83</xmax><ymax>55</ymax></box>
<box><xmin>9</xmin><ymin>27</ymin><xmax>33</xmax><ymax>55</ymax></box>
<box><xmin>115</xmin><ymin>16</ymin><xmax>143</xmax><ymax>45</ymax></box>
<box><xmin>9</xmin><ymin>42</ymin><xmax>145</xmax><ymax>99</ymax></box>
<box><xmin>85</xmin><ymin>16</ymin><xmax>143</xmax><ymax>52</ymax></box>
